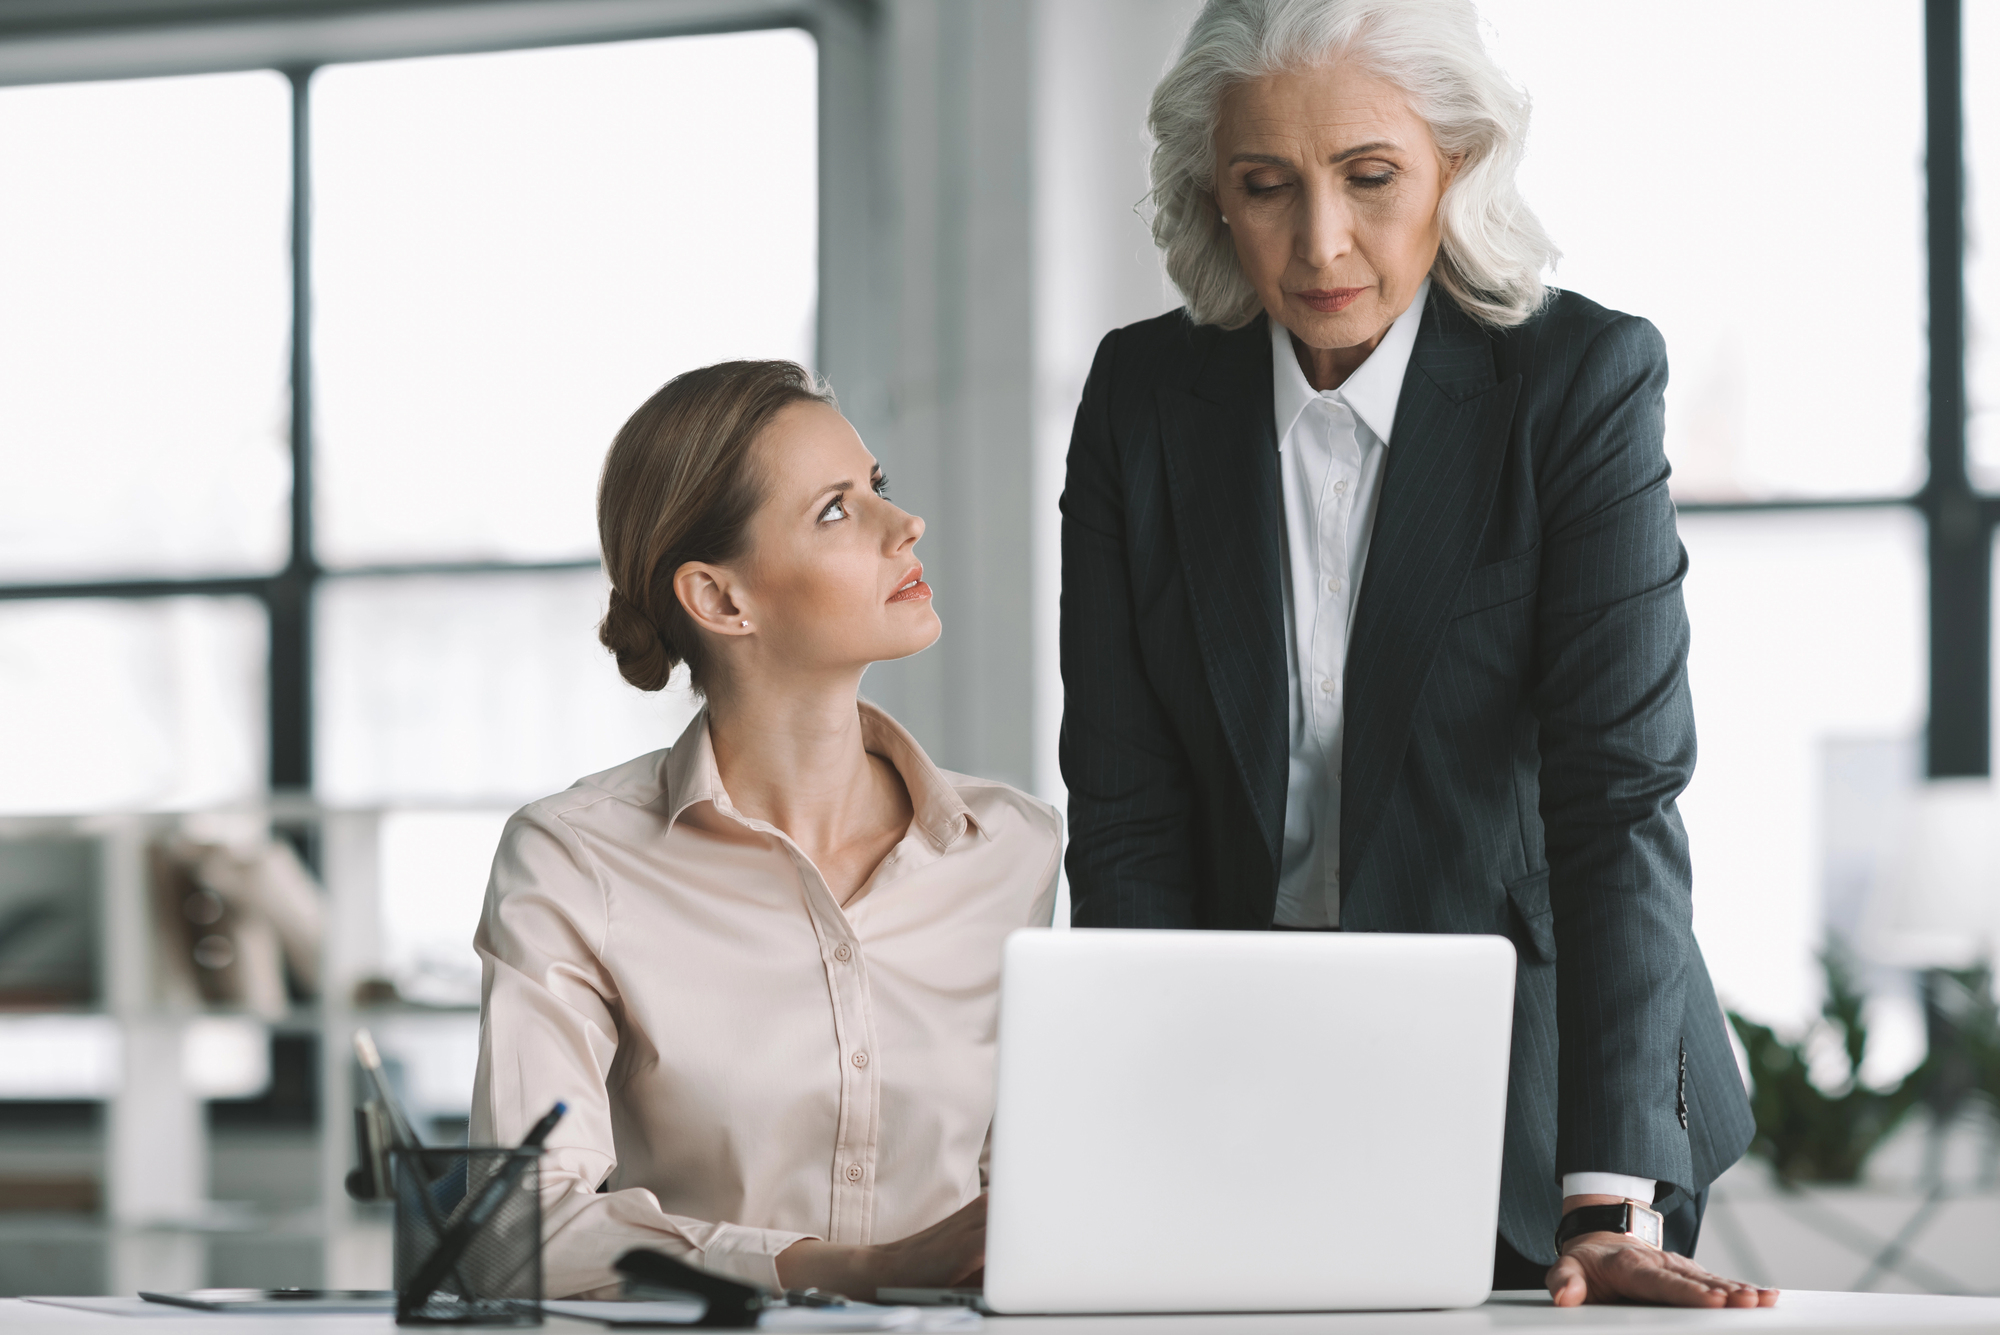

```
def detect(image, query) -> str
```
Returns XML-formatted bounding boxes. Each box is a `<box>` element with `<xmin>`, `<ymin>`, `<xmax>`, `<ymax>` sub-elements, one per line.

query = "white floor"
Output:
<box><xmin>1695</xmin><ymin>1111</ymin><xmax>2000</xmax><ymax>1295</ymax></box>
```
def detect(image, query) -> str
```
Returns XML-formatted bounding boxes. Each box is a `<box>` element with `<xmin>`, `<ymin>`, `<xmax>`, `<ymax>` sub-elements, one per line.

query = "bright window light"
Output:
<box><xmin>183</xmin><ymin>1015</ymin><xmax>271</xmax><ymax>1100</ymax></box>
<box><xmin>367</xmin><ymin>1013</ymin><xmax>481</xmax><ymax>1124</ymax></box>
<box><xmin>1677</xmin><ymin>511</ymin><xmax>1926</xmax><ymax>1027</ymax></box>
<box><xmin>316</xmin><ymin>569</ymin><xmax>698</xmax><ymax>805</ymax></box>
<box><xmin>0</xmin><ymin>596</ymin><xmax>267</xmax><ymax>814</ymax></box>
<box><xmin>1479</xmin><ymin>0</ymin><xmax>1925</xmax><ymax>501</ymax></box>
<box><xmin>378</xmin><ymin>809</ymin><xmax>512</xmax><ymax>1008</ymax></box>
<box><xmin>311</xmin><ymin>29</ymin><xmax>819</xmax><ymax>567</ymax></box>
<box><xmin>0</xmin><ymin>1014</ymin><xmax>121</xmax><ymax>1099</ymax></box>
<box><xmin>0</xmin><ymin>71</ymin><xmax>292</xmax><ymax>582</ymax></box>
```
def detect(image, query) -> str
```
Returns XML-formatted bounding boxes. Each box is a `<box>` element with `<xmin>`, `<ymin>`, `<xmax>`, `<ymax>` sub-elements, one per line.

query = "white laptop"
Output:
<box><xmin>979</xmin><ymin>928</ymin><xmax>1516</xmax><ymax>1314</ymax></box>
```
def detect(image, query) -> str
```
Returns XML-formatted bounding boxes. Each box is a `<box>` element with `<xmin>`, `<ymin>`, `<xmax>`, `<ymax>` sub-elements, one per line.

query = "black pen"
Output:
<box><xmin>397</xmin><ymin>1101</ymin><xmax>567</xmax><ymax>1318</ymax></box>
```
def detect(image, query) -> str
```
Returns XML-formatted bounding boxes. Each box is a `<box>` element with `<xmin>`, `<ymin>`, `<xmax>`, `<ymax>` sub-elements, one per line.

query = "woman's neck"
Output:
<box><xmin>702</xmin><ymin>670</ymin><xmax>906</xmax><ymax>871</ymax></box>
<box><xmin>1292</xmin><ymin>327</ymin><xmax>1384</xmax><ymax>393</ymax></box>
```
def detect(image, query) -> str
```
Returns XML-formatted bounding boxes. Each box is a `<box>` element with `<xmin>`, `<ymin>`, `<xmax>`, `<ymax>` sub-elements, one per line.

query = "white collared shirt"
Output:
<box><xmin>1268</xmin><ymin>281</ymin><xmax>1656</xmax><ymax>1207</ymax></box>
<box><xmin>1270</xmin><ymin>278</ymin><xmax>1427</xmax><ymax>930</ymax></box>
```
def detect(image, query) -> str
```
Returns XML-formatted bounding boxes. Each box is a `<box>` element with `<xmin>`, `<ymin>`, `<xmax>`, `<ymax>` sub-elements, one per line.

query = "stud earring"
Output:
<box><xmin>740</xmin><ymin>621</ymin><xmax>749</xmax><ymax>628</ymax></box>
<box><xmin>1219</xmin><ymin>214</ymin><xmax>1229</xmax><ymax>224</ymax></box>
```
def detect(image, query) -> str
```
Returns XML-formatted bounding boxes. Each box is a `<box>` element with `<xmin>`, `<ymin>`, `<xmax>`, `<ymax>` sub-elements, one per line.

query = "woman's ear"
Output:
<box><xmin>1440</xmin><ymin>148</ymin><xmax>1467</xmax><ymax>192</ymax></box>
<box><xmin>674</xmin><ymin>562</ymin><xmax>754</xmax><ymax>637</ymax></box>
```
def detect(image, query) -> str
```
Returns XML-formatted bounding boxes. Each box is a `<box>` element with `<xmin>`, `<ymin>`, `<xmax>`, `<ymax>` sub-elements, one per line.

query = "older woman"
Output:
<box><xmin>1060</xmin><ymin>0</ymin><xmax>1774</xmax><ymax>1309</ymax></box>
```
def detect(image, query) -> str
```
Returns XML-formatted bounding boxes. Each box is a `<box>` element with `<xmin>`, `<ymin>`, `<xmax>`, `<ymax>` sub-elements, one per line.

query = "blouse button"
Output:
<box><xmin>846</xmin><ymin>1164</ymin><xmax>864</xmax><ymax>1183</ymax></box>
<box><xmin>833</xmin><ymin>943</ymin><xmax>853</xmax><ymax>962</ymax></box>
<box><xmin>851</xmin><ymin>1051</ymin><xmax>869</xmax><ymax>1068</ymax></box>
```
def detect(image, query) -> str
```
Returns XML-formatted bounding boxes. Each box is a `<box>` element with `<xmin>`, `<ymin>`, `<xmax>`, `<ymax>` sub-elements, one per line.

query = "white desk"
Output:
<box><xmin>9</xmin><ymin>1293</ymin><xmax>2000</xmax><ymax>1334</ymax></box>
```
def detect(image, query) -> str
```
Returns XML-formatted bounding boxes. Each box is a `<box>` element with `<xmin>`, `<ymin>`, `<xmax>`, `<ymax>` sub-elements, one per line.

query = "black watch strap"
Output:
<box><xmin>1554</xmin><ymin>1200</ymin><xmax>1665</xmax><ymax>1253</ymax></box>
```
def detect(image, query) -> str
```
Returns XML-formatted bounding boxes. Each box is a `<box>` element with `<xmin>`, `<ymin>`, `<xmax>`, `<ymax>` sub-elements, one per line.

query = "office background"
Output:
<box><xmin>0</xmin><ymin>0</ymin><xmax>1995</xmax><ymax>1300</ymax></box>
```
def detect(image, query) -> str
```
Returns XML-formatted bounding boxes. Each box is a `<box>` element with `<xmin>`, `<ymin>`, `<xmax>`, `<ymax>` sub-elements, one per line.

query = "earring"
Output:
<box><xmin>1219</xmin><ymin>214</ymin><xmax>1229</xmax><ymax>224</ymax></box>
<box><xmin>740</xmin><ymin>621</ymin><xmax>749</xmax><ymax>628</ymax></box>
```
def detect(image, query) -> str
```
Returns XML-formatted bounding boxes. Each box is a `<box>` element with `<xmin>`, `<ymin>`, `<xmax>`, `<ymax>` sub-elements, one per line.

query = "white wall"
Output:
<box><xmin>1029</xmin><ymin>0</ymin><xmax>1201</xmax><ymax>803</ymax></box>
<box><xmin>840</xmin><ymin>0</ymin><xmax>1039</xmax><ymax>792</ymax></box>
<box><xmin>834</xmin><ymin>0</ymin><xmax>1199</xmax><ymax>804</ymax></box>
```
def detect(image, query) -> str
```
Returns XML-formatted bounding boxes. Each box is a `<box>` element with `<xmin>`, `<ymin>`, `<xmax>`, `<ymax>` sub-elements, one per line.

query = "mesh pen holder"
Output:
<box><xmin>391</xmin><ymin>1147</ymin><xmax>543</xmax><ymax>1326</ymax></box>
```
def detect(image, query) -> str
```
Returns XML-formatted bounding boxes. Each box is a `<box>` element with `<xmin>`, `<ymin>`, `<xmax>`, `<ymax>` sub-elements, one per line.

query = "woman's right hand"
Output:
<box><xmin>774</xmin><ymin>1193</ymin><xmax>986</xmax><ymax>1300</ymax></box>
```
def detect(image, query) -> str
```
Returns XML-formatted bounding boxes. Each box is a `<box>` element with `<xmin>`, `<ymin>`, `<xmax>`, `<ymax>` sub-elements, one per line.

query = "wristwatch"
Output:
<box><xmin>1554</xmin><ymin>1199</ymin><xmax>1664</xmax><ymax>1253</ymax></box>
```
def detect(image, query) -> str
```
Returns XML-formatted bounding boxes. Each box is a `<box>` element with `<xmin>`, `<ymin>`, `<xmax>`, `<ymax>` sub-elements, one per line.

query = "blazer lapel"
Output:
<box><xmin>1341</xmin><ymin>293</ymin><xmax>1522</xmax><ymax>892</ymax></box>
<box><xmin>1158</xmin><ymin>319</ymin><xmax>1288</xmax><ymax>871</ymax></box>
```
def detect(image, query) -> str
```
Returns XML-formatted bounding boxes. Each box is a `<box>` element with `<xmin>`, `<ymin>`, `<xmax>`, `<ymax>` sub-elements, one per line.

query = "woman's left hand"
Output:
<box><xmin>863</xmin><ymin>1192</ymin><xmax>987</xmax><ymax>1293</ymax></box>
<box><xmin>1547</xmin><ymin>1235</ymin><xmax>1778</xmax><ymax>1308</ymax></box>
<box><xmin>775</xmin><ymin>1193</ymin><xmax>986</xmax><ymax>1300</ymax></box>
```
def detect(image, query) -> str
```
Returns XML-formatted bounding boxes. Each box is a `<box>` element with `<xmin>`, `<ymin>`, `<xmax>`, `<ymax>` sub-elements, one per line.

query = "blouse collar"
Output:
<box><xmin>661</xmin><ymin>700</ymin><xmax>984</xmax><ymax>850</ymax></box>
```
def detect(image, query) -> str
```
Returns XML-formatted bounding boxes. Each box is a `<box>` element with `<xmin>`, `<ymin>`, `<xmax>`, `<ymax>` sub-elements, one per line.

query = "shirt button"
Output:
<box><xmin>1320</xmin><ymin>679</ymin><xmax>1336</xmax><ymax>693</ymax></box>
<box><xmin>1326</xmin><ymin>577</ymin><xmax>1342</xmax><ymax>594</ymax></box>
<box><xmin>852</xmin><ymin>1051</ymin><xmax>869</xmax><ymax>1068</ymax></box>
<box><xmin>1333</xmin><ymin>479</ymin><xmax>1348</xmax><ymax>495</ymax></box>
<box><xmin>833</xmin><ymin>943</ymin><xmax>852</xmax><ymax>962</ymax></box>
<box><xmin>845</xmin><ymin>1164</ymin><xmax>863</xmax><ymax>1183</ymax></box>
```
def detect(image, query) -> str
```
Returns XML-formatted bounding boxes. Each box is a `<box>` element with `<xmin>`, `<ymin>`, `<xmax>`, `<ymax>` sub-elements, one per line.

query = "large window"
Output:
<box><xmin>0</xmin><ymin>28</ymin><xmax>818</xmax><ymax>816</ymax></box>
<box><xmin>1478</xmin><ymin>0</ymin><xmax>1959</xmax><ymax>1040</ymax></box>
<box><xmin>1483</xmin><ymin>0</ymin><xmax>1926</xmax><ymax>504</ymax></box>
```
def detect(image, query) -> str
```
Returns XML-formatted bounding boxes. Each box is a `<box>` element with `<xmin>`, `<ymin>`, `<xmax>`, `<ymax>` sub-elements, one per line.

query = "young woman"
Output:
<box><xmin>470</xmin><ymin>361</ymin><xmax>1060</xmax><ymax>1300</ymax></box>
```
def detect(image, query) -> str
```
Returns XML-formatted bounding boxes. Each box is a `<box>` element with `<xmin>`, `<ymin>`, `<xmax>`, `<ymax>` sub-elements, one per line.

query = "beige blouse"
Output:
<box><xmin>470</xmin><ymin>703</ymin><xmax>1062</xmax><ymax>1299</ymax></box>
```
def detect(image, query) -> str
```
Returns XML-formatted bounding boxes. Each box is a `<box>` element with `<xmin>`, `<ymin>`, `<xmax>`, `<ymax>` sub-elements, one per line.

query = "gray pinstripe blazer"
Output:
<box><xmin>1058</xmin><ymin>286</ymin><xmax>1754</xmax><ymax>1264</ymax></box>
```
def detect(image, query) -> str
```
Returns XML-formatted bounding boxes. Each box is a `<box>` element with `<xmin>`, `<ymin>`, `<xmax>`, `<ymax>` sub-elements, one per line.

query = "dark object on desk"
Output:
<box><xmin>613</xmin><ymin>1249</ymin><xmax>767</xmax><ymax>1328</ymax></box>
<box><xmin>392</xmin><ymin>1145</ymin><xmax>543</xmax><ymax>1325</ymax></box>
<box><xmin>140</xmin><ymin>1289</ymin><xmax>396</xmax><ymax>1313</ymax></box>
<box><xmin>396</xmin><ymin>1103</ymin><xmax>562</xmax><ymax>1324</ymax></box>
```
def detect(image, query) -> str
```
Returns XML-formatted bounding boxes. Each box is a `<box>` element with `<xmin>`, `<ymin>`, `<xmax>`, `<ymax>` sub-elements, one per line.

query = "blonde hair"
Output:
<box><xmin>597</xmin><ymin>360</ymin><xmax>834</xmax><ymax>694</ymax></box>
<box><xmin>1149</xmin><ymin>0</ymin><xmax>1559</xmax><ymax>329</ymax></box>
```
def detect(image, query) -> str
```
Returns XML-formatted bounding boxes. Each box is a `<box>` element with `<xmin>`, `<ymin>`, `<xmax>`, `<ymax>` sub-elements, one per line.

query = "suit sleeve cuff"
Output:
<box><xmin>1561</xmin><ymin>1172</ymin><xmax>1657</xmax><ymax>1203</ymax></box>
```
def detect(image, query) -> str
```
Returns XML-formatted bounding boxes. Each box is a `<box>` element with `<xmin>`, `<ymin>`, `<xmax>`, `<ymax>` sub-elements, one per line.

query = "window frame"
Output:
<box><xmin>0</xmin><ymin>0</ymin><xmax>857</xmax><ymax>796</ymax></box>
<box><xmin>0</xmin><ymin>0</ymin><xmax>1984</xmax><ymax>795</ymax></box>
<box><xmin>1672</xmin><ymin>0</ymin><xmax>1979</xmax><ymax>779</ymax></box>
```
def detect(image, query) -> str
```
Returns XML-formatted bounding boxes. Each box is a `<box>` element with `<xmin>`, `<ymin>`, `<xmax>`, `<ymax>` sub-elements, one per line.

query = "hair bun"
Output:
<box><xmin>600</xmin><ymin>586</ymin><xmax>676</xmax><ymax>692</ymax></box>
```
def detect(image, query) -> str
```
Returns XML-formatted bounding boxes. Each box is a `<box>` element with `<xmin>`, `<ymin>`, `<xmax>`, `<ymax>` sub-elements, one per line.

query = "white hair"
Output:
<box><xmin>1148</xmin><ymin>0</ymin><xmax>1558</xmax><ymax>329</ymax></box>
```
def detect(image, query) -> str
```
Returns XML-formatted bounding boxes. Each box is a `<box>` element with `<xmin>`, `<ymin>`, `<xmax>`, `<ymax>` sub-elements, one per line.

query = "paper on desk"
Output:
<box><xmin>543</xmin><ymin>1300</ymin><xmax>978</xmax><ymax>1331</ymax></box>
<box><xmin>24</xmin><ymin>1298</ymin><xmax>199</xmax><ymax>1317</ymax></box>
<box><xmin>760</xmin><ymin>1305</ymin><xmax>978</xmax><ymax>1332</ymax></box>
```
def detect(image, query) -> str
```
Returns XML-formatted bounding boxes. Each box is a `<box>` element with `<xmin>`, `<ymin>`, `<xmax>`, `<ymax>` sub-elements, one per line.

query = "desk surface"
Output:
<box><xmin>9</xmin><ymin>1293</ymin><xmax>2000</xmax><ymax>1334</ymax></box>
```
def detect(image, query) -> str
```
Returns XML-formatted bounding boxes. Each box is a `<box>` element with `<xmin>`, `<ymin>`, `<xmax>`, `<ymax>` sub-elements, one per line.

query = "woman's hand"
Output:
<box><xmin>1547</xmin><ymin>1235</ymin><xmax>1778</xmax><ymax>1308</ymax></box>
<box><xmin>775</xmin><ymin>1194</ymin><xmax>986</xmax><ymax>1300</ymax></box>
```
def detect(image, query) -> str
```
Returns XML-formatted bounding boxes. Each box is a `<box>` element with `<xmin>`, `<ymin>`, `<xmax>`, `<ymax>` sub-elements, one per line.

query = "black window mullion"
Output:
<box><xmin>1924</xmin><ymin>0</ymin><xmax>1986</xmax><ymax>778</ymax></box>
<box><xmin>269</xmin><ymin>64</ymin><xmax>317</xmax><ymax>793</ymax></box>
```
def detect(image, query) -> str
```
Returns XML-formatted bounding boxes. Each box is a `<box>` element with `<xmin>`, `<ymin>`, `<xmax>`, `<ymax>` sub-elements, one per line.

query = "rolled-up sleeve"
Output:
<box><xmin>470</xmin><ymin>807</ymin><xmax>815</xmax><ymax>1297</ymax></box>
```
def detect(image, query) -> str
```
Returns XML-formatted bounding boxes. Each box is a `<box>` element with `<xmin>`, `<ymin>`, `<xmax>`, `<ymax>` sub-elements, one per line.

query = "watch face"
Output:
<box><xmin>1629</xmin><ymin>1203</ymin><xmax>1665</xmax><ymax>1249</ymax></box>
